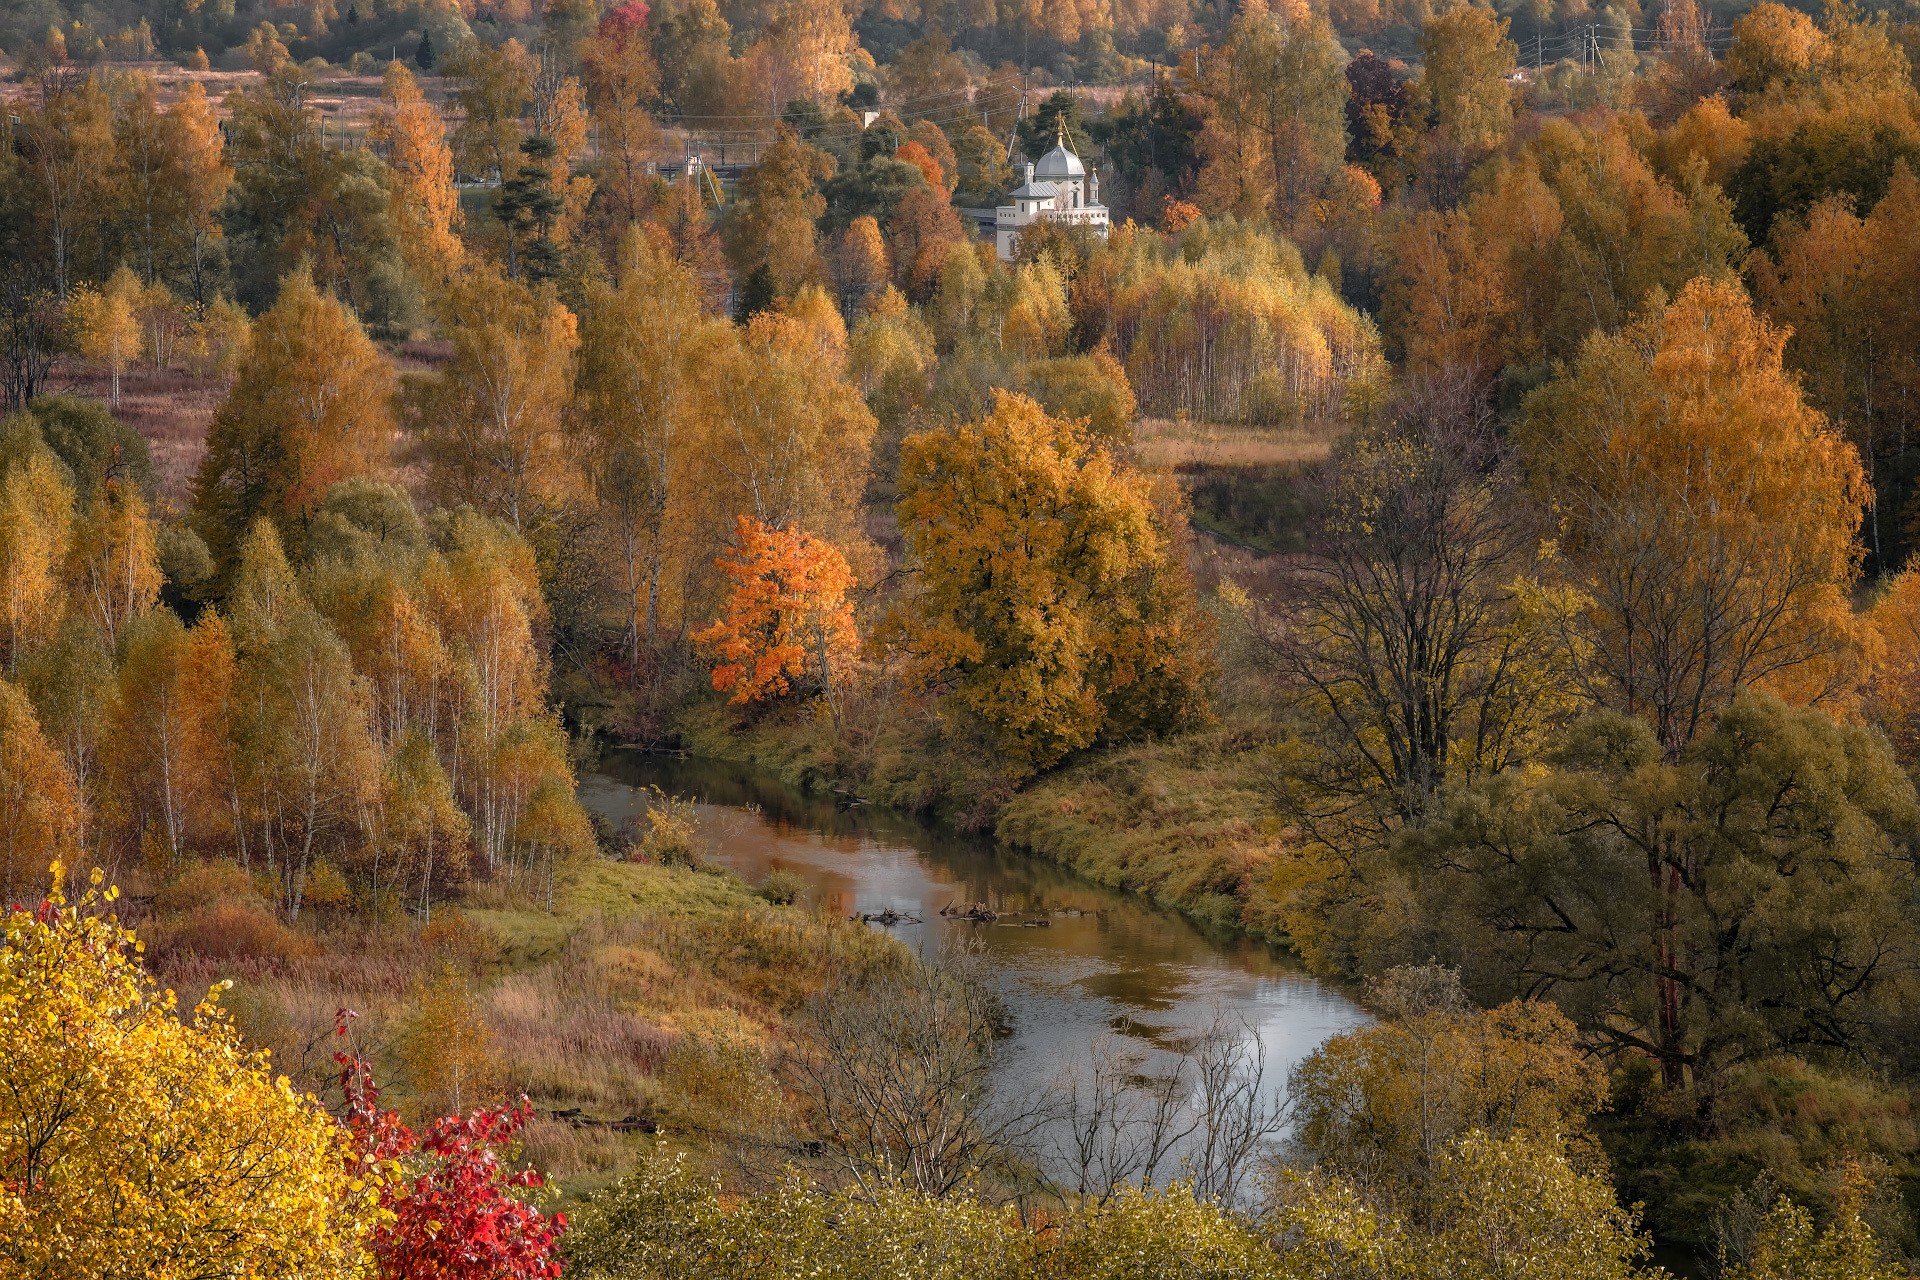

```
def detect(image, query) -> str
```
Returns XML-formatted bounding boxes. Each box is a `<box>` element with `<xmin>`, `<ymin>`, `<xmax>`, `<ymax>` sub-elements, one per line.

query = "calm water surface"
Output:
<box><xmin>580</xmin><ymin>753</ymin><xmax>1368</xmax><ymax>1134</ymax></box>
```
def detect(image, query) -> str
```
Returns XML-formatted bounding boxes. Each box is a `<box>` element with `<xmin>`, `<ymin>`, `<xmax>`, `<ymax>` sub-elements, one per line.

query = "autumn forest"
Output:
<box><xmin>7</xmin><ymin>0</ymin><xmax>1920</xmax><ymax>1274</ymax></box>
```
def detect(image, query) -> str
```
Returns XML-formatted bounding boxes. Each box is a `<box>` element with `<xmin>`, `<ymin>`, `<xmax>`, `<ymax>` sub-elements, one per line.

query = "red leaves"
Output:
<box><xmin>337</xmin><ymin>1019</ymin><xmax>565</xmax><ymax>1280</ymax></box>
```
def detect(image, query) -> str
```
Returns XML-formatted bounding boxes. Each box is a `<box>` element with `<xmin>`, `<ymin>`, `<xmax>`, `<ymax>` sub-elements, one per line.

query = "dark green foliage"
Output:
<box><xmin>1402</xmin><ymin>694</ymin><xmax>1920</xmax><ymax>1089</ymax></box>
<box><xmin>24</xmin><ymin>394</ymin><xmax>157</xmax><ymax>504</ymax></box>
<box><xmin>1730</xmin><ymin>115</ymin><xmax>1920</xmax><ymax>246</ymax></box>
<box><xmin>222</xmin><ymin>64</ymin><xmax>413</xmax><ymax>327</ymax></box>
<box><xmin>733</xmin><ymin>263</ymin><xmax>778</xmax><ymax>324</ymax></box>
<box><xmin>1016</xmin><ymin>90</ymin><xmax>1094</xmax><ymax>160</ymax></box>
<box><xmin>1092</xmin><ymin>77</ymin><xmax>1204</xmax><ymax>219</ymax></box>
<box><xmin>823</xmin><ymin>157</ymin><xmax>926</xmax><ymax>231</ymax></box>
<box><xmin>494</xmin><ymin>135</ymin><xmax>565</xmax><ymax>283</ymax></box>
<box><xmin>415</xmin><ymin>26</ymin><xmax>434</xmax><ymax>69</ymax></box>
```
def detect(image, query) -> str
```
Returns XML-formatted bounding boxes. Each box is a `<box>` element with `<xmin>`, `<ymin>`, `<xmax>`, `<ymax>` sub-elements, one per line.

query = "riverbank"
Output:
<box><xmin>146</xmin><ymin>852</ymin><xmax>902</xmax><ymax>1196</ymax></box>
<box><xmin>667</xmin><ymin>698</ymin><xmax>1309</xmax><ymax>956</ymax></box>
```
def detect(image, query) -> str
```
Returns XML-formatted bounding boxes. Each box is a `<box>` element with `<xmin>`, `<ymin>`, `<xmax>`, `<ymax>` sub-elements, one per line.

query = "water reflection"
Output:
<box><xmin>579</xmin><ymin>752</ymin><xmax>1369</xmax><ymax>1172</ymax></box>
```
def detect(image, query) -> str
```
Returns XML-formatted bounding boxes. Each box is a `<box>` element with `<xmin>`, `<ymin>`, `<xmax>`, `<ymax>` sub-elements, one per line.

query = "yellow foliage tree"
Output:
<box><xmin>0</xmin><ymin>871</ymin><xmax>374</xmax><ymax>1280</ymax></box>
<box><xmin>573</xmin><ymin>230</ymin><xmax>729</xmax><ymax>670</ymax></box>
<box><xmin>191</xmin><ymin>268</ymin><xmax>394</xmax><ymax>574</ymax></box>
<box><xmin>693</xmin><ymin>514</ymin><xmax>858</xmax><ymax>708</ymax></box>
<box><xmin>0</xmin><ymin>680</ymin><xmax>86</xmax><ymax>904</ymax></box>
<box><xmin>370</xmin><ymin>61</ymin><xmax>464</xmax><ymax>289</ymax></box>
<box><xmin>398</xmin><ymin>961</ymin><xmax>498</xmax><ymax>1118</ymax></box>
<box><xmin>69</xmin><ymin>266</ymin><xmax>143</xmax><ymax>408</ymax></box>
<box><xmin>1289</xmin><ymin>973</ymin><xmax>1608</xmax><ymax>1208</ymax></box>
<box><xmin>410</xmin><ymin>268</ymin><xmax>579</xmax><ymax>533</ymax></box>
<box><xmin>1520</xmin><ymin>277</ymin><xmax>1869</xmax><ymax>757</ymax></box>
<box><xmin>581</xmin><ymin>16</ymin><xmax>663</xmax><ymax>230</ymax></box>
<box><xmin>0</xmin><ymin>425</ymin><xmax>76</xmax><ymax>673</ymax></box>
<box><xmin>0</xmin><ymin>869</ymin><xmax>376</xmax><ymax>1278</ymax></box>
<box><xmin>889</xmin><ymin>392</ymin><xmax>1212</xmax><ymax>767</ymax></box>
<box><xmin>102</xmin><ymin>608</ymin><xmax>237</xmax><ymax>869</ymax></box>
<box><xmin>710</xmin><ymin>305</ymin><xmax>876</xmax><ymax>565</ymax></box>
<box><xmin>65</xmin><ymin>478</ymin><xmax>161</xmax><ymax>648</ymax></box>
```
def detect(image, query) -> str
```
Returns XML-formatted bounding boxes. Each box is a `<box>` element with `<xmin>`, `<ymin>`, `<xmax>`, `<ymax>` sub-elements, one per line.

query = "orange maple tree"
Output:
<box><xmin>693</xmin><ymin>516</ymin><xmax>857</xmax><ymax>705</ymax></box>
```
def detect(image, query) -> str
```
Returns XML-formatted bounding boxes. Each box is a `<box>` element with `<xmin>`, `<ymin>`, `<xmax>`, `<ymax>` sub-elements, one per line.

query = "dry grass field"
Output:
<box><xmin>52</xmin><ymin>363</ymin><xmax>224</xmax><ymax>507</ymax></box>
<box><xmin>1130</xmin><ymin>415</ymin><xmax>1342</xmax><ymax>471</ymax></box>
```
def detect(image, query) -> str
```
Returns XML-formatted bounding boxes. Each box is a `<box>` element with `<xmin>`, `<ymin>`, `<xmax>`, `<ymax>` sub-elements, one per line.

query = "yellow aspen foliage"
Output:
<box><xmin>712</xmin><ymin>306</ymin><xmax>877</xmax><ymax>567</ymax></box>
<box><xmin>192</xmin><ymin>268</ymin><xmax>394</xmax><ymax>574</ymax></box>
<box><xmin>1520</xmin><ymin>277</ymin><xmax>1869</xmax><ymax>757</ymax></box>
<box><xmin>581</xmin><ymin>16</ymin><xmax>662</xmax><ymax>228</ymax></box>
<box><xmin>0</xmin><ymin>425</ymin><xmax>76</xmax><ymax>672</ymax></box>
<box><xmin>753</xmin><ymin>0</ymin><xmax>858</xmax><ymax>106</ymax></box>
<box><xmin>68</xmin><ymin>265</ymin><xmax>143</xmax><ymax>407</ymax></box>
<box><xmin>183</xmin><ymin>296</ymin><xmax>252</xmax><ymax>382</ymax></box>
<box><xmin>573</xmin><ymin>230</ymin><xmax>730</xmax><ymax>668</ymax></box>
<box><xmin>103</xmin><ymin>608</ymin><xmax>237</xmax><ymax>868</ymax></box>
<box><xmin>1725</xmin><ymin>1161</ymin><xmax>1906</xmax><ymax>1280</ymax></box>
<box><xmin>418</xmin><ymin>512</ymin><xmax>562</xmax><ymax>877</ymax></box>
<box><xmin>889</xmin><ymin>392</ymin><xmax>1212</xmax><ymax>767</ymax></box>
<box><xmin>1112</xmin><ymin>222</ymin><xmax>1381</xmax><ymax>426</ymax></box>
<box><xmin>0</xmin><ymin>681</ymin><xmax>86</xmax><ymax>904</ymax></box>
<box><xmin>1753</xmin><ymin>164</ymin><xmax>1920</xmax><ymax>568</ymax></box>
<box><xmin>1290</xmin><ymin>993</ymin><xmax>1608</xmax><ymax>1202</ymax></box>
<box><xmin>370</xmin><ymin>61</ymin><xmax>464</xmax><ymax>288</ymax></box>
<box><xmin>65</xmin><ymin>478</ymin><xmax>161</xmax><ymax>648</ymax></box>
<box><xmin>134</xmin><ymin>280</ymin><xmax>190</xmax><ymax>370</ymax></box>
<box><xmin>529</xmin><ymin>67</ymin><xmax>596</xmax><ymax>246</ymax></box>
<box><xmin>723</xmin><ymin>128</ymin><xmax>833</xmax><ymax>297</ymax></box>
<box><xmin>1419</xmin><ymin>6</ymin><xmax>1519</xmax><ymax>158</ymax></box>
<box><xmin>398</xmin><ymin>960</ymin><xmax>496</xmax><ymax>1118</ymax></box>
<box><xmin>781</xmin><ymin>284</ymin><xmax>850</xmax><ymax>369</ymax></box>
<box><xmin>1727</xmin><ymin>1</ymin><xmax>1830</xmax><ymax>94</ymax></box>
<box><xmin>1649</xmin><ymin>95</ymin><xmax>1752</xmax><ymax>190</ymax></box>
<box><xmin>693</xmin><ymin>514</ymin><xmax>858</xmax><ymax>705</ymax></box>
<box><xmin>227</xmin><ymin>522</ymin><xmax>383</xmax><ymax>914</ymax></box>
<box><xmin>834</xmin><ymin>215</ymin><xmax>891</xmax><ymax>316</ymax></box>
<box><xmin>380</xmin><ymin>725</ymin><xmax>470</xmax><ymax>921</ymax></box>
<box><xmin>169</xmin><ymin>80</ymin><xmax>233</xmax><ymax>311</ymax></box>
<box><xmin>342</xmin><ymin>572</ymin><xmax>454</xmax><ymax>750</ymax></box>
<box><xmin>1191</xmin><ymin>0</ymin><xmax>1351</xmax><ymax>228</ymax></box>
<box><xmin>444</xmin><ymin>36</ymin><xmax>535</xmax><ymax>184</ymax></box>
<box><xmin>410</xmin><ymin>267</ymin><xmax>579</xmax><ymax>533</ymax></box>
<box><xmin>1000</xmin><ymin>255</ymin><xmax>1073</xmax><ymax>360</ymax></box>
<box><xmin>0</xmin><ymin>869</ymin><xmax>377</xmax><ymax>1278</ymax></box>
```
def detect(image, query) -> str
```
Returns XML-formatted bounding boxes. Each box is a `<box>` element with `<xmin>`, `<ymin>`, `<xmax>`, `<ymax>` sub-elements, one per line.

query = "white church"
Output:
<box><xmin>993</xmin><ymin>127</ymin><xmax>1110</xmax><ymax>260</ymax></box>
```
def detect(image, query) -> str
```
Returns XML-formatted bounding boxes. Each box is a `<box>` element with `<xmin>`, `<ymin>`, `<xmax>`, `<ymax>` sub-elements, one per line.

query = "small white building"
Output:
<box><xmin>993</xmin><ymin>128</ymin><xmax>1110</xmax><ymax>261</ymax></box>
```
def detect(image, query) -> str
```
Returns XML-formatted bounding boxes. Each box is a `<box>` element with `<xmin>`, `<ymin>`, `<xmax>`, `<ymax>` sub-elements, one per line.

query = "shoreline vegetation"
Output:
<box><xmin>15</xmin><ymin>0</ymin><xmax>1920</xmax><ymax>1272</ymax></box>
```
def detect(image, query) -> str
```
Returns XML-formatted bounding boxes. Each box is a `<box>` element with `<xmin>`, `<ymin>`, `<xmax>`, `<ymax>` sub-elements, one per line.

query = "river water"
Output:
<box><xmin>581</xmin><ymin>753</ymin><xmax>1367</xmax><ymax>1148</ymax></box>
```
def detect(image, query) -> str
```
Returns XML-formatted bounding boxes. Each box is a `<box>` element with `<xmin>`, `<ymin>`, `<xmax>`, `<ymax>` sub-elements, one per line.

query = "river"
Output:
<box><xmin>579</xmin><ymin>752</ymin><xmax>1368</xmax><ymax>1177</ymax></box>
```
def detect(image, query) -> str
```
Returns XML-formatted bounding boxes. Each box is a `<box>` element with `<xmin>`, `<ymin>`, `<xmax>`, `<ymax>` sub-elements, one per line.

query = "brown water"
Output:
<box><xmin>579</xmin><ymin>753</ymin><xmax>1367</xmax><ymax>1139</ymax></box>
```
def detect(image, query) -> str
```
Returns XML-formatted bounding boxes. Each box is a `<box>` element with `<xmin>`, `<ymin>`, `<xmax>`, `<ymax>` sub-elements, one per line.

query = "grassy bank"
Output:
<box><xmin>992</xmin><ymin>725</ymin><xmax>1287</xmax><ymax>940</ymax></box>
<box><xmin>145</xmin><ymin>852</ymin><xmax>902</xmax><ymax>1196</ymax></box>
